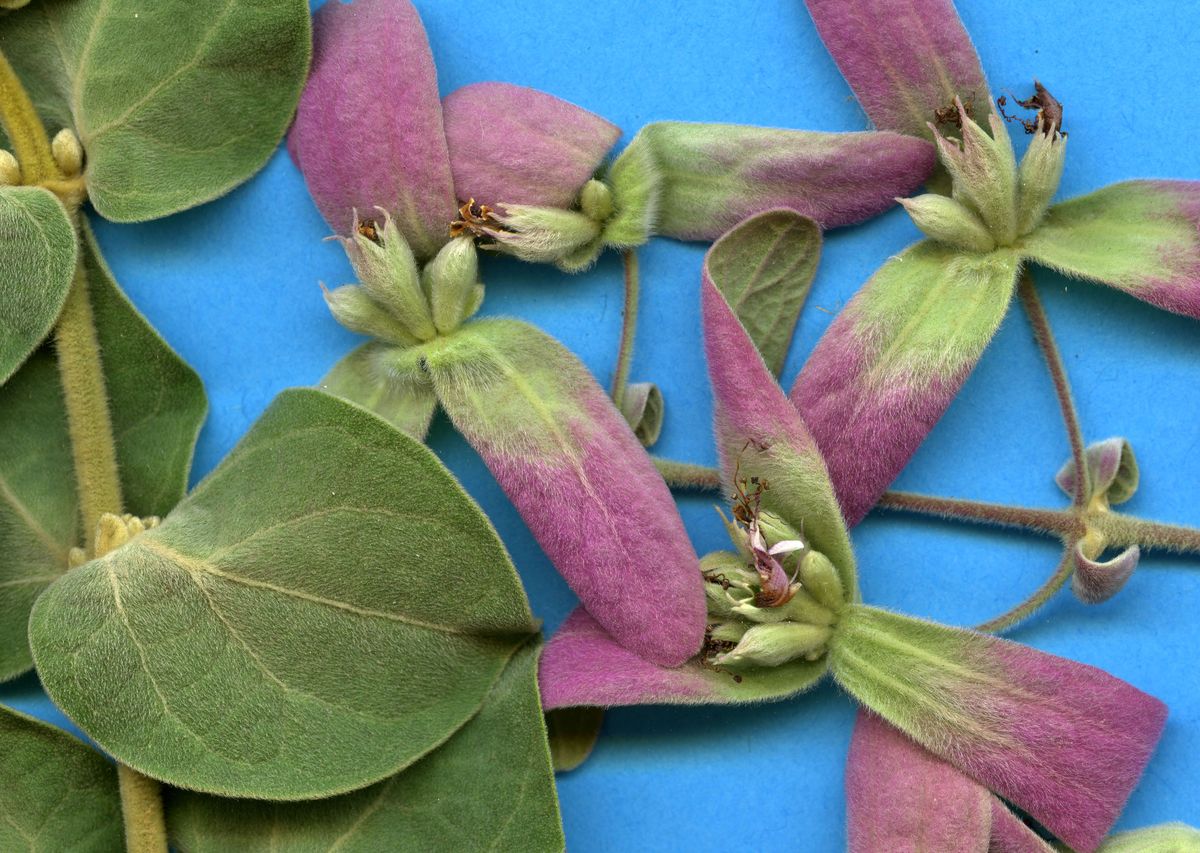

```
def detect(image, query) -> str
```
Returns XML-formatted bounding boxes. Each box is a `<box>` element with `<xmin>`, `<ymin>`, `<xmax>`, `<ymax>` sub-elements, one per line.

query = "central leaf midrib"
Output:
<box><xmin>136</xmin><ymin>537</ymin><xmax>497</xmax><ymax>639</ymax></box>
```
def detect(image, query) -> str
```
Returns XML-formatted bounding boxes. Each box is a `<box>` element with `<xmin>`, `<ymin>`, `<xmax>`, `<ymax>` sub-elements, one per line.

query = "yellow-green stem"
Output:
<box><xmin>0</xmin><ymin>49</ymin><xmax>58</xmax><ymax>184</ymax></box>
<box><xmin>117</xmin><ymin>765</ymin><xmax>169</xmax><ymax>853</ymax></box>
<box><xmin>610</xmin><ymin>249</ymin><xmax>640</xmax><ymax>410</ymax></box>
<box><xmin>54</xmin><ymin>252</ymin><xmax>123</xmax><ymax>551</ymax></box>
<box><xmin>1</xmin><ymin>44</ymin><xmax>166</xmax><ymax>853</ymax></box>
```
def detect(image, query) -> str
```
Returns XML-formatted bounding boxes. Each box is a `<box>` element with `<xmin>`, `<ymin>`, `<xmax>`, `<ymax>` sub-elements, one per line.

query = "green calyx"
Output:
<box><xmin>450</xmin><ymin>149</ymin><xmax>659</xmax><ymax>273</ymax></box>
<box><xmin>700</xmin><ymin>498</ymin><xmax>849</xmax><ymax>671</ymax></box>
<box><xmin>328</xmin><ymin>214</ymin><xmax>485</xmax><ymax>345</ymax></box>
<box><xmin>909</xmin><ymin>98</ymin><xmax>1066</xmax><ymax>251</ymax></box>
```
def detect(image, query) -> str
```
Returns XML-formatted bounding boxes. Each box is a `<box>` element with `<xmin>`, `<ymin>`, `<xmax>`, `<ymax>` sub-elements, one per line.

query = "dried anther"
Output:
<box><xmin>933</xmin><ymin>94</ymin><xmax>977</xmax><ymax>130</ymax></box>
<box><xmin>449</xmin><ymin>199</ymin><xmax>504</xmax><ymax>239</ymax></box>
<box><xmin>356</xmin><ymin>217</ymin><xmax>382</xmax><ymax>245</ymax></box>
<box><xmin>998</xmin><ymin>80</ymin><xmax>1064</xmax><ymax>136</ymax></box>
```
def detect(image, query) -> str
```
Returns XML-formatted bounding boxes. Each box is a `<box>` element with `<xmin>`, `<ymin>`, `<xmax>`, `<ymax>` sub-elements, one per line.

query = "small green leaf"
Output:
<box><xmin>545</xmin><ymin>706</ymin><xmax>604</xmax><ymax>772</ymax></box>
<box><xmin>0</xmin><ymin>703</ymin><xmax>123</xmax><ymax>852</ymax></box>
<box><xmin>167</xmin><ymin>641</ymin><xmax>564</xmax><ymax>852</ymax></box>
<box><xmin>0</xmin><ymin>0</ymin><xmax>312</xmax><ymax>221</ymax></box>
<box><xmin>320</xmin><ymin>342</ymin><xmax>438</xmax><ymax>441</ymax></box>
<box><xmin>705</xmin><ymin>209</ymin><xmax>821</xmax><ymax>376</ymax></box>
<box><xmin>618</xmin><ymin>381</ymin><xmax>664</xmax><ymax>447</ymax></box>
<box><xmin>30</xmin><ymin>388</ymin><xmax>537</xmax><ymax>799</ymax></box>
<box><xmin>0</xmin><ymin>219</ymin><xmax>205</xmax><ymax>682</ymax></box>
<box><xmin>0</xmin><ymin>185</ymin><xmax>75</xmax><ymax>385</ymax></box>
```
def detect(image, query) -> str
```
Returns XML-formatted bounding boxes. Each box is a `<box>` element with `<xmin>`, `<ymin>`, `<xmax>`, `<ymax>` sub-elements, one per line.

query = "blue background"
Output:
<box><xmin>4</xmin><ymin>1</ymin><xmax>1200</xmax><ymax>849</ymax></box>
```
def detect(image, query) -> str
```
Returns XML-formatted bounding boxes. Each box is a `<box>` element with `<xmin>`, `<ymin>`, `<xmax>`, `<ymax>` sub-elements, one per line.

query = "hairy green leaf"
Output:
<box><xmin>30</xmin><ymin>388</ymin><xmax>537</xmax><ymax>799</ymax></box>
<box><xmin>546</xmin><ymin>706</ymin><xmax>604</xmax><ymax>772</ymax></box>
<box><xmin>167</xmin><ymin>641</ymin><xmax>564</xmax><ymax>852</ymax></box>
<box><xmin>0</xmin><ymin>0</ymin><xmax>311</xmax><ymax>221</ymax></box>
<box><xmin>0</xmin><ymin>703</ymin><xmax>122</xmax><ymax>852</ymax></box>
<box><xmin>705</xmin><ymin>209</ymin><xmax>821</xmax><ymax>376</ymax></box>
<box><xmin>0</xmin><ymin>185</ymin><xmax>75</xmax><ymax>385</ymax></box>
<box><xmin>0</xmin><ymin>219</ymin><xmax>205</xmax><ymax>681</ymax></box>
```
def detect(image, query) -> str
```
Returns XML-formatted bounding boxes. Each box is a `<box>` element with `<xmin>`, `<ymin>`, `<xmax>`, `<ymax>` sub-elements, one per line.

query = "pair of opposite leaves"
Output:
<box><xmin>0</xmin><ymin>0</ymin><xmax>309</xmax><ymax>385</ymax></box>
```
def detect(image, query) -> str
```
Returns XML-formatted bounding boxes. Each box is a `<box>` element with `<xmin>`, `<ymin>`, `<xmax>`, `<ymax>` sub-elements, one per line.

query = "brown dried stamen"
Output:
<box><xmin>356</xmin><ymin>217</ymin><xmax>382</xmax><ymax>245</ymax></box>
<box><xmin>449</xmin><ymin>199</ymin><xmax>504</xmax><ymax>239</ymax></box>
<box><xmin>998</xmin><ymin>80</ymin><xmax>1064</xmax><ymax>136</ymax></box>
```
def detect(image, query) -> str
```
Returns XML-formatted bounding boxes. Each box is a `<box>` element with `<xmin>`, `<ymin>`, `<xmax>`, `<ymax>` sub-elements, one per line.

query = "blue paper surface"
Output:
<box><xmin>5</xmin><ymin>0</ymin><xmax>1200</xmax><ymax>848</ymax></box>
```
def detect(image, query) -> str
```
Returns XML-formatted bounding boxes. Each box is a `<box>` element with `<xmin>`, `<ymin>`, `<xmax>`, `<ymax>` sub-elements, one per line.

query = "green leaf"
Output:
<box><xmin>0</xmin><ymin>0</ymin><xmax>312</xmax><ymax>221</ymax></box>
<box><xmin>319</xmin><ymin>342</ymin><xmax>438</xmax><ymax>441</ymax></box>
<box><xmin>618</xmin><ymin>381</ymin><xmax>663</xmax><ymax>447</ymax></box>
<box><xmin>0</xmin><ymin>703</ymin><xmax>123</xmax><ymax>852</ymax></box>
<box><xmin>167</xmin><ymin>641</ymin><xmax>565</xmax><ymax>852</ymax></box>
<box><xmin>545</xmin><ymin>706</ymin><xmax>604</xmax><ymax>772</ymax></box>
<box><xmin>0</xmin><ymin>218</ymin><xmax>205</xmax><ymax>682</ymax></box>
<box><xmin>29</xmin><ymin>388</ymin><xmax>538</xmax><ymax>799</ymax></box>
<box><xmin>705</xmin><ymin>209</ymin><xmax>821</xmax><ymax>376</ymax></box>
<box><xmin>0</xmin><ymin>185</ymin><xmax>75</xmax><ymax>385</ymax></box>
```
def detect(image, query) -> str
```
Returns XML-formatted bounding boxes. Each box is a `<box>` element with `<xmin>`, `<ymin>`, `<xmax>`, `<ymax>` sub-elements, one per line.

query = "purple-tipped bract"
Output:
<box><xmin>443</xmin><ymin>82</ymin><xmax>620</xmax><ymax>209</ymax></box>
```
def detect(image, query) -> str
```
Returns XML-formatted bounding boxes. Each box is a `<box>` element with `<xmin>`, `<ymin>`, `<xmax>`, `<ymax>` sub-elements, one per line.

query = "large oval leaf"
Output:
<box><xmin>29</xmin><ymin>388</ymin><xmax>538</xmax><ymax>799</ymax></box>
<box><xmin>167</xmin><ymin>640</ymin><xmax>565</xmax><ymax>852</ymax></box>
<box><xmin>0</xmin><ymin>0</ymin><xmax>311</xmax><ymax>221</ymax></box>
<box><xmin>0</xmin><ymin>185</ymin><xmax>75</xmax><ymax>385</ymax></box>
<box><xmin>0</xmin><ymin>219</ymin><xmax>206</xmax><ymax>682</ymax></box>
<box><xmin>0</xmin><ymin>703</ymin><xmax>122</xmax><ymax>852</ymax></box>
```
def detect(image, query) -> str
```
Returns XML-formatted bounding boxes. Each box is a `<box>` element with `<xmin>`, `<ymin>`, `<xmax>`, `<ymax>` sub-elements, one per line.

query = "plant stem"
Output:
<box><xmin>653</xmin><ymin>458</ymin><xmax>722</xmax><ymax>491</ymax></box>
<box><xmin>1097</xmin><ymin>512</ymin><xmax>1200</xmax><ymax>554</ymax></box>
<box><xmin>55</xmin><ymin>252</ymin><xmax>123</xmax><ymax>552</ymax></box>
<box><xmin>610</xmin><ymin>249</ymin><xmax>640</xmax><ymax>411</ymax></box>
<box><xmin>1017</xmin><ymin>273</ymin><xmax>1089</xmax><ymax>507</ymax></box>
<box><xmin>877</xmin><ymin>491</ymin><xmax>1082</xmax><ymax>539</ymax></box>
<box><xmin>0</xmin><ymin>50</ymin><xmax>59</xmax><ymax>184</ymax></box>
<box><xmin>116</xmin><ymin>765</ymin><xmax>169</xmax><ymax>853</ymax></box>
<box><xmin>976</xmin><ymin>545</ymin><xmax>1075</xmax><ymax>633</ymax></box>
<box><xmin>0</xmin><ymin>45</ymin><xmax>167</xmax><ymax>853</ymax></box>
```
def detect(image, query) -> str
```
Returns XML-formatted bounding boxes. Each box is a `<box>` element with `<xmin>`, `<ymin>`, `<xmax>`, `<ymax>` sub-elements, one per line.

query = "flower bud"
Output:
<box><xmin>1015</xmin><ymin>117</ymin><xmax>1066</xmax><ymax>235</ymax></box>
<box><xmin>51</xmin><ymin>128</ymin><xmax>83</xmax><ymax>177</ymax></box>
<box><xmin>708</xmin><ymin>621</ymin><xmax>748</xmax><ymax>644</ymax></box>
<box><xmin>340</xmin><ymin>211</ymin><xmax>437</xmax><ymax>341</ymax></box>
<box><xmin>322</xmin><ymin>284</ymin><xmax>419</xmax><ymax>347</ymax></box>
<box><xmin>474</xmin><ymin>203</ymin><xmax>603</xmax><ymax>270</ymax></box>
<box><xmin>899</xmin><ymin>194</ymin><xmax>995</xmax><ymax>253</ymax></box>
<box><xmin>756</xmin><ymin>511</ymin><xmax>804</xmax><ymax>555</ymax></box>
<box><xmin>619</xmin><ymin>382</ymin><xmax>664</xmax><ymax>447</ymax></box>
<box><xmin>579</xmin><ymin>178</ymin><xmax>613</xmax><ymax>222</ymax></box>
<box><xmin>930</xmin><ymin>101</ymin><xmax>1019</xmax><ymax>246</ymax></box>
<box><xmin>422</xmin><ymin>236</ymin><xmax>480</xmax><ymax>335</ymax></box>
<box><xmin>799</xmin><ymin>550</ymin><xmax>845</xmax><ymax>612</ymax></box>
<box><xmin>0</xmin><ymin>149</ymin><xmax>19</xmax><ymax>186</ymax></box>
<box><xmin>712</xmin><ymin>622</ymin><xmax>832</xmax><ymax>669</ymax></box>
<box><xmin>700</xmin><ymin>551</ymin><xmax>758</xmax><ymax>593</ymax></box>
<box><xmin>776</xmin><ymin>588</ymin><xmax>836</xmax><ymax>627</ymax></box>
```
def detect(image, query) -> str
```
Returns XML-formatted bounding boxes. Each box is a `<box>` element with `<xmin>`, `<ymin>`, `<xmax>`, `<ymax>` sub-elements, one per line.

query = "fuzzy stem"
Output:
<box><xmin>1097</xmin><ymin>512</ymin><xmax>1200</xmax><ymax>555</ymax></box>
<box><xmin>116</xmin><ymin>765</ymin><xmax>169</xmax><ymax>853</ymax></box>
<box><xmin>0</xmin><ymin>49</ymin><xmax>59</xmax><ymax>184</ymax></box>
<box><xmin>976</xmin><ymin>545</ymin><xmax>1075</xmax><ymax>633</ymax></box>
<box><xmin>0</xmin><ymin>49</ymin><xmax>165</xmax><ymax>853</ymax></box>
<box><xmin>610</xmin><ymin>249</ymin><xmax>640</xmax><ymax>410</ymax></box>
<box><xmin>877</xmin><ymin>491</ymin><xmax>1082</xmax><ymax>539</ymax></box>
<box><xmin>54</xmin><ymin>253</ymin><xmax>123</xmax><ymax>551</ymax></box>
<box><xmin>1018</xmin><ymin>273</ymin><xmax>1089</xmax><ymax>507</ymax></box>
<box><xmin>653</xmin><ymin>458</ymin><xmax>722</xmax><ymax>491</ymax></box>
